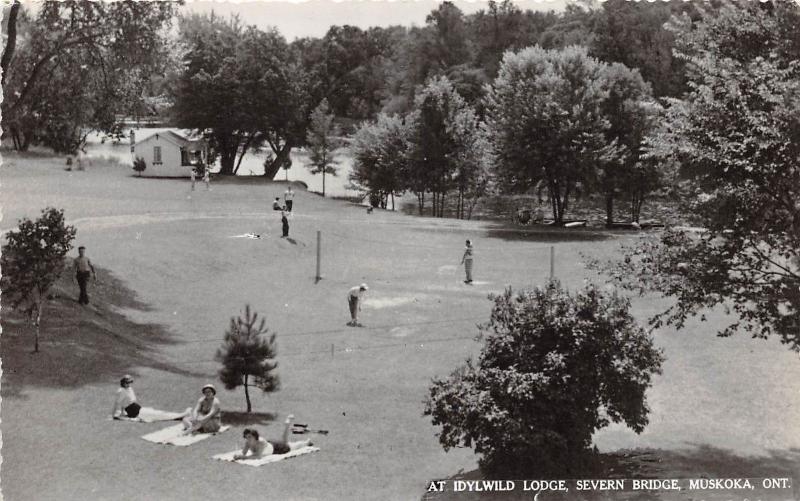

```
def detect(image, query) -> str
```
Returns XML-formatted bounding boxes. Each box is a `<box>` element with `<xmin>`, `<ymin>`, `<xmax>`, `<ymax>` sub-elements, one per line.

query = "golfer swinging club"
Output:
<box><xmin>347</xmin><ymin>283</ymin><xmax>368</xmax><ymax>327</ymax></box>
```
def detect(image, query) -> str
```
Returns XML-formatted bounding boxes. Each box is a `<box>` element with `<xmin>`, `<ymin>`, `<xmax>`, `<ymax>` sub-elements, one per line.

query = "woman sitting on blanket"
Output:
<box><xmin>233</xmin><ymin>415</ymin><xmax>312</xmax><ymax>460</ymax></box>
<box><xmin>182</xmin><ymin>384</ymin><xmax>222</xmax><ymax>433</ymax></box>
<box><xmin>112</xmin><ymin>375</ymin><xmax>142</xmax><ymax>419</ymax></box>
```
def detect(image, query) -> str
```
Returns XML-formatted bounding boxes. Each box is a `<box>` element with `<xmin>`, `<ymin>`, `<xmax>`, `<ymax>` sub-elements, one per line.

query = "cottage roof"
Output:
<box><xmin>133</xmin><ymin>129</ymin><xmax>205</xmax><ymax>147</ymax></box>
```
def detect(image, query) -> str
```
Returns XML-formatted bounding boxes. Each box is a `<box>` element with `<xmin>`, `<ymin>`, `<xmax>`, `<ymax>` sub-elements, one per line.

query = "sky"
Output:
<box><xmin>182</xmin><ymin>0</ymin><xmax>571</xmax><ymax>41</ymax></box>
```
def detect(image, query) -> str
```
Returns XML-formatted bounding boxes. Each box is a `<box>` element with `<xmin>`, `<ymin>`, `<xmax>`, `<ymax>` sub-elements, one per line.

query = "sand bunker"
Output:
<box><xmin>389</xmin><ymin>326</ymin><xmax>417</xmax><ymax>338</ymax></box>
<box><xmin>437</xmin><ymin>265</ymin><xmax>457</xmax><ymax>275</ymax></box>
<box><xmin>363</xmin><ymin>296</ymin><xmax>419</xmax><ymax>309</ymax></box>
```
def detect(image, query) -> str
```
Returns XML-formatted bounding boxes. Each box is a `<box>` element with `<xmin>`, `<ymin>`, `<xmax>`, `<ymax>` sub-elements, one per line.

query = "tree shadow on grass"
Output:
<box><xmin>422</xmin><ymin>446</ymin><xmax>800</xmax><ymax>501</ymax></box>
<box><xmin>1</xmin><ymin>266</ymin><xmax>203</xmax><ymax>399</ymax></box>
<box><xmin>482</xmin><ymin>221</ymin><xmax>614</xmax><ymax>243</ymax></box>
<box><xmin>222</xmin><ymin>411</ymin><xmax>278</xmax><ymax>427</ymax></box>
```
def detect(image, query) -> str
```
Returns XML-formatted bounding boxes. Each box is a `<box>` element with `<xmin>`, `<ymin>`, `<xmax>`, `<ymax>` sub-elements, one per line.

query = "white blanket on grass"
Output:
<box><xmin>213</xmin><ymin>446</ymin><xmax>320</xmax><ymax>466</ymax></box>
<box><xmin>142</xmin><ymin>423</ymin><xmax>231</xmax><ymax>446</ymax></box>
<box><xmin>115</xmin><ymin>407</ymin><xmax>186</xmax><ymax>423</ymax></box>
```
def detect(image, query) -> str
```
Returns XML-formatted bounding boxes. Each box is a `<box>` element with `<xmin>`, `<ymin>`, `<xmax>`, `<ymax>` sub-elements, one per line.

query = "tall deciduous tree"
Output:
<box><xmin>306</xmin><ymin>99</ymin><xmax>340</xmax><ymax>197</ymax></box>
<box><xmin>486</xmin><ymin>46</ymin><xmax>612</xmax><ymax>224</ymax></box>
<box><xmin>350</xmin><ymin>113</ymin><xmax>413</xmax><ymax>211</ymax></box>
<box><xmin>597</xmin><ymin>63</ymin><xmax>662</xmax><ymax>225</ymax></box>
<box><xmin>216</xmin><ymin>305</ymin><xmax>279</xmax><ymax>413</ymax></box>
<box><xmin>591</xmin><ymin>1</ymin><xmax>800</xmax><ymax>349</ymax></box>
<box><xmin>1</xmin><ymin>1</ymin><xmax>176</xmax><ymax>153</ymax></box>
<box><xmin>0</xmin><ymin>208</ymin><xmax>77</xmax><ymax>353</ymax></box>
<box><xmin>174</xmin><ymin>14</ymin><xmax>311</xmax><ymax>177</ymax></box>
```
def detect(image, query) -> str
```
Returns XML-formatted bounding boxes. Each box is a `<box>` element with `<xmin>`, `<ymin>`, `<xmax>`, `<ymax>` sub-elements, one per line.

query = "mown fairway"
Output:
<box><xmin>2</xmin><ymin>153</ymin><xmax>799</xmax><ymax>501</ymax></box>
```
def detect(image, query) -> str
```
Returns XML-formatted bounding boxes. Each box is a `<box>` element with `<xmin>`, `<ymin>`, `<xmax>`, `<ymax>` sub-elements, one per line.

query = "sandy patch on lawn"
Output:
<box><xmin>363</xmin><ymin>295</ymin><xmax>422</xmax><ymax>309</ymax></box>
<box><xmin>389</xmin><ymin>326</ymin><xmax>417</xmax><ymax>338</ymax></box>
<box><xmin>437</xmin><ymin>265</ymin><xmax>457</xmax><ymax>275</ymax></box>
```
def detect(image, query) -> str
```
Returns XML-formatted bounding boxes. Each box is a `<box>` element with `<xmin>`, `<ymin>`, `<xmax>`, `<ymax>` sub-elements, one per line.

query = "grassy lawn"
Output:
<box><xmin>2</xmin><ymin>151</ymin><xmax>799</xmax><ymax>501</ymax></box>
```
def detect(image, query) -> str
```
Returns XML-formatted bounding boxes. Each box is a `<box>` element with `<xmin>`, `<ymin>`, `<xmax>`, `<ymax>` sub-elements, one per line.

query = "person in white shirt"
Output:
<box><xmin>202</xmin><ymin>169</ymin><xmax>211</xmax><ymax>190</ymax></box>
<box><xmin>112</xmin><ymin>375</ymin><xmax>141</xmax><ymax>419</ymax></box>
<box><xmin>190</xmin><ymin>168</ymin><xmax>196</xmax><ymax>191</ymax></box>
<box><xmin>347</xmin><ymin>283</ymin><xmax>368</xmax><ymax>326</ymax></box>
<box><xmin>74</xmin><ymin>246</ymin><xmax>97</xmax><ymax>305</ymax></box>
<box><xmin>284</xmin><ymin>187</ymin><xmax>294</xmax><ymax>212</ymax></box>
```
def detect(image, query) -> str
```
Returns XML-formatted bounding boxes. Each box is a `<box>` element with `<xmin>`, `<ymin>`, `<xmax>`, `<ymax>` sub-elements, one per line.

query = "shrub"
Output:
<box><xmin>424</xmin><ymin>282</ymin><xmax>664</xmax><ymax>476</ymax></box>
<box><xmin>132</xmin><ymin>156</ymin><xmax>146</xmax><ymax>176</ymax></box>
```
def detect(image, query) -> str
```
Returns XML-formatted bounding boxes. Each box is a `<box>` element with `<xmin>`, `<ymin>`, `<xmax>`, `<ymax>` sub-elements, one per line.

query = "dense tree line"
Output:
<box><xmin>593</xmin><ymin>0</ymin><xmax>800</xmax><ymax>348</ymax></box>
<box><xmin>1</xmin><ymin>0</ymin><xmax>755</xmax><ymax>225</ymax></box>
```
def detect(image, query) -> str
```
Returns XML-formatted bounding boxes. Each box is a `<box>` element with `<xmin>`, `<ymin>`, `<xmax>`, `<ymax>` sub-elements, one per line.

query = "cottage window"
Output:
<box><xmin>153</xmin><ymin>146</ymin><xmax>162</xmax><ymax>164</ymax></box>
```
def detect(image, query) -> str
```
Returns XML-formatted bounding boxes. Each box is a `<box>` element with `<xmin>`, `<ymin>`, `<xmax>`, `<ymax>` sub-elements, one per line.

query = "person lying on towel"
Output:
<box><xmin>112</xmin><ymin>375</ymin><xmax>142</xmax><ymax>419</ymax></box>
<box><xmin>233</xmin><ymin>415</ymin><xmax>312</xmax><ymax>460</ymax></box>
<box><xmin>182</xmin><ymin>384</ymin><xmax>222</xmax><ymax>434</ymax></box>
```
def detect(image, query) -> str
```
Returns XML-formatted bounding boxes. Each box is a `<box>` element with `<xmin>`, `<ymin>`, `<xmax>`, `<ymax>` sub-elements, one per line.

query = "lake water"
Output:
<box><xmin>85</xmin><ymin>128</ymin><xmax>359</xmax><ymax>198</ymax></box>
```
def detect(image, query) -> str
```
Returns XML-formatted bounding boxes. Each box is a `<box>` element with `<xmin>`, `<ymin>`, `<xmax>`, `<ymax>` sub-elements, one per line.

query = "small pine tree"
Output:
<box><xmin>132</xmin><ymin>156</ymin><xmax>146</xmax><ymax>177</ymax></box>
<box><xmin>215</xmin><ymin>305</ymin><xmax>279</xmax><ymax>413</ymax></box>
<box><xmin>306</xmin><ymin>98</ymin><xmax>339</xmax><ymax>197</ymax></box>
<box><xmin>0</xmin><ymin>208</ymin><xmax>77</xmax><ymax>352</ymax></box>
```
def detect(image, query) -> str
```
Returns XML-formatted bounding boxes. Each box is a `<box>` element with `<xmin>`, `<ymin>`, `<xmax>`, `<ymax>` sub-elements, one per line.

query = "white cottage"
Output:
<box><xmin>130</xmin><ymin>129</ymin><xmax>207</xmax><ymax>178</ymax></box>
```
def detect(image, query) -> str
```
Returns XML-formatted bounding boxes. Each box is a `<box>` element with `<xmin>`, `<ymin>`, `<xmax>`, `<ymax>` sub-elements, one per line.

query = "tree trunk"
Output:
<box><xmin>33</xmin><ymin>299</ymin><xmax>42</xmax><ymax>353</ymax></box>
<box><xmin>322</xmin><ymin>170</ymin><xmax>326</xmax><ymax>197</ymax></box>
<box><xmin>1</xmin><ymin>1</ymin><xmax>20</xmax><ymax>87</ymax></box>
<box><xmin>218</xmin><ymin>148</ymin><xmax>237</xmax><ymax>175</ymax></box>
<box><xmin>605</xmin><ymin>193</ymin><xmax>614</xmax><ymax>227</ymax></box>
<box><xmin>244</xmin><ymin>374</ymin><xmax>252</xmax><ymax>413</ymax></box>
<box><xmin>631</xmin><ymin>190</ymin><xmax>644</xmax><ymax>223</ymax></box>
<box><xmin>390</xmin><ymin>192</ymin><xmax>395</xmax><ymax>211</ymax></box>
<box><xmin>264</xmin><ymin>142</ymin><xmax>293</xmax><ymax>179</ymax></box>
<box><xmin>11</xmin><ymin>126</ymin><xmax>21</xmax><ymax>150</ymax></box>
<box><xmin>549</xmin><ymin>182</ymin><xmax>562</xmax><ymax>224</ymax></box>
<box><xmin>233</xmin><ymin>133</ymin><xmax>256</xmax><ymax>175</ymax></box>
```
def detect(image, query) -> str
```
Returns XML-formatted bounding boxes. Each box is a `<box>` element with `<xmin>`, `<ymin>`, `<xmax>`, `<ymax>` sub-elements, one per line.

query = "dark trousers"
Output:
<box><xmin>282</xmin><ymin>222</ymin><xmax>289</xmax><ymax>237</ymax></box>
<box><xmin>286</xmin><ymin>200</ymin><xmax>293</xmax><ymax>212</ymax></box>
<box><xmin>77</xmin><ymin>271</ymin><xmax>91</xmax><ymax>304</ymax></box>
<box><xmin>348</xmin><ymin>296</ymin><xmax>359</xmax><ymax>321</ymax></box>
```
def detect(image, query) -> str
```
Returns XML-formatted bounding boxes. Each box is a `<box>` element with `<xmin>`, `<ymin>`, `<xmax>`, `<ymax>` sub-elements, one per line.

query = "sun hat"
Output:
<box><xmin>201</xmin><ymin>384</ymin><xmax>217</xmax><ymax>395</ymax></box>
<box><xmin>120</xmin><ymin>374</ymin><xmax>134</xmax><ymax>385</ymax></box>
<box><xmin>359</xmin><ymin>283</ymin><xmax>368</xmax><ymax>291</ymax></box>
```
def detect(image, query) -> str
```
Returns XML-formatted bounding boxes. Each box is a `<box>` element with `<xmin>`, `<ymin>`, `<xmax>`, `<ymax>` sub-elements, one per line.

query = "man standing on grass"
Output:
<box><xmin>74</xmin><ymin>246</ymin><xmax>96</xmax><ymax>305</ymax></box>
<box><xmin>284</xmin><ymin>186</ymin><xmax>294</xmax><ymax>212</ymax></box>
<box><xmin>347</xmin><ymin>283</ymin><xmax>368</xmax><ymax>326</ymax></box>
<box><xmin>190</xmin><ymin>168</ymin><xmax>196</xmax><ymax>191</ymax></box>
<box><xmin>281</xmin><ymin>210</ymin><xmax>290</xmax><ymax>238</ymax></box>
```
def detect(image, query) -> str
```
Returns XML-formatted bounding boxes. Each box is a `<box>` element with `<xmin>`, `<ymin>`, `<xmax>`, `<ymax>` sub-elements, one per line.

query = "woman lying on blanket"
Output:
<box><xmin>112</xmin><ymin>375</ymin><xmax>142</xmax><ymax>419</ymax></box>
<box><xmin>233</xmin><ymin>415</ymin><xmax>312</xmax><ymax>460</ymax></box>
<box><xmin>182</xmin><ymin>384</ymin><xmax>222</xmax><ymax>433</ymax></box>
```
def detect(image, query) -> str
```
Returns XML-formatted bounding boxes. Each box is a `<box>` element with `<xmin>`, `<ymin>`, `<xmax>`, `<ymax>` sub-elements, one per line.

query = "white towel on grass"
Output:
<box><xmin>213</xmin><ymin>446</ymin><xmax>320</xmax><ymax>466</ymax></box>
<box><xmin>142</xmin><ymin>423</ymin><xmax>231</xmax><ymax>446</ymax></box>
<box><xmin>115</xmin><ymin>407</ymin><xmax>186</xmax><ymax>423</ymax></box>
